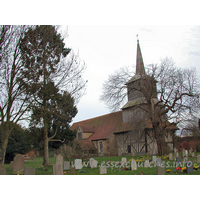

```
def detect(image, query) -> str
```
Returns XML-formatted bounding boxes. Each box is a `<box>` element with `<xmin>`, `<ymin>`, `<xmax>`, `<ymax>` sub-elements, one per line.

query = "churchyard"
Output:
<box><xmin>1</xmin><ymin>149</ymin><xmax>200</xmax><ymax>175</ymax></box>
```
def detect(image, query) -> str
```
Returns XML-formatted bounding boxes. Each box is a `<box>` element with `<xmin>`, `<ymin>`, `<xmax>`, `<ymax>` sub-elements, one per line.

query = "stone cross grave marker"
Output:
<box><xmin>53</xmin><ymin>164</ymin><xmax>63</xmax><ymax>175</ymax></box>
<box><xmin>56</xmin><ymin>154</ymin><xmax>63</xmax><ymax>166</ymax></box>
<box><xmin>186</xmin><ymin>161</ymin><xmax>193</xmax><ymax>174</ymax></box>
<box><xmin>75</xmin><ymin>159</ymin><xmax>82</xmax><ymax>170</ymax></box>
<box><xmin>90</xmin><ymin>159</ymin><xmax>98</xmax><ymax>169</ymax></box>
<box><xmin>99</xmin><ymin>166</ymin><xmax>107</xmax><ymax>174</ymax></box>
<box><xmin>196</xmin><ymin>155</ymin><xmax>200</xmax><ymax>163</ymax></box>
<box><xmin>24</xmin><ymin>167</ymin><xmax>35</xmax><ymax>175</ymax></box>
<box><xmin>64</xmin><ymin>161</ymin><xmax>70</xmax><ymax>170</ymax></box>
<box><xmin>0</xmin><ymin>168</ymin><xmax>6</xmax><ymax>175</ymax></box>
<box><xmin>156</xmin><ymin>166</ymin><xmax>165</xmax><ymax>175</ymax></box>
<box><xmin>169</xmin><ymin>153</ymin><xmax>173</xmax><ymax>161</ymax></box>
<box><xmin>13</xmin><ymin>154</ymin><xmax>24</xmax><ymax>175</ymax></box>
<box><xmin>121</xmin><ymin>157</ymin><xmax>127</xmax><ymax>167</ymax></box>
<box><xmin>131</xmin><ymin>159</ymin><xmax>137</xmax><ymax>170</ymax></box>
<box><xmin>144</xmin><ymin>160</ymin><xmax>150</xmax><ymax>168</ymax></box>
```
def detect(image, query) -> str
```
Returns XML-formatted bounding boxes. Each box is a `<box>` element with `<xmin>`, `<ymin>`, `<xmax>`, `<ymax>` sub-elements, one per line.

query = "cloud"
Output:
<box><xmin>189</xmin><ymin>51</ymin><xmax>200</xmax><ymax>56</ymax></box>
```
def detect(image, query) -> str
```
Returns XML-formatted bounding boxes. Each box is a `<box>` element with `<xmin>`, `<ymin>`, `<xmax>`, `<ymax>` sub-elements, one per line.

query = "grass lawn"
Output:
<box><xmin>3</xmin><ymin>154</ymin><xmax>200</xmax><ymax>175</ymax></box>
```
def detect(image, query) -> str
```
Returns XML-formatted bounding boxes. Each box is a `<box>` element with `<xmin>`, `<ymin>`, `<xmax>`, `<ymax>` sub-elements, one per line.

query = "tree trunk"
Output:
<box><xmin>43</xmin><ymin>115</ymin><xmax>49</xmax><ymax>166</ymax></box>
<box><xmin>0</xmin><ymin>134</ymin><xmax>9</xmax><ymax>167</ymax></box>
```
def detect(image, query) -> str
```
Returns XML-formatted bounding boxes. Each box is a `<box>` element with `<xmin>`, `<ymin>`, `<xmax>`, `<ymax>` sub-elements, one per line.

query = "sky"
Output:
<box><xmin>65</xmin><ymin>25</ymin><xmax>200</xmax><ymax>124</ymax></box>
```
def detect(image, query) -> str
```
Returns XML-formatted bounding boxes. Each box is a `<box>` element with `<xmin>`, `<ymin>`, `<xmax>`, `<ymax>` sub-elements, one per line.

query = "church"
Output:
<box><xmin>70</xmin><ymin>39</ymin><xmax>177</xmax><ymax>157</ymax></box>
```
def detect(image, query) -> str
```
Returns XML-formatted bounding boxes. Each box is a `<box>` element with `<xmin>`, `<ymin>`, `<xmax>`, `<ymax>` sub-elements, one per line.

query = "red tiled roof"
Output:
<box><xmin>71</xmin><ymin>111</ymin><xmax>123</xmax><ymax>140</ymax></box>
<box><xmin>79</xmin><ymin>139</ymin><xmax>96</xmax><ymax>150</ymax></box>
<box><xmin>79</xmin><ymin>124</ymin><xmax>96</xmax><ymax>133</ymax></box>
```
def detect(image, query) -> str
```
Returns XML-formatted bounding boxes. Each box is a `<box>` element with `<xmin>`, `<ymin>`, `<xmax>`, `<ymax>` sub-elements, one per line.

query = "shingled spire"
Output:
<box><xmin>136</xmin><ymin>39</ymin><xmax>146</xmax><ymax>75</ymax></box>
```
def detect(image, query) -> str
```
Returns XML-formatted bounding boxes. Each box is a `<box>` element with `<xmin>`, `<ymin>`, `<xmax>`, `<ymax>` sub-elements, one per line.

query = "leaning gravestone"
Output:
<box><xmin>89</xmin><ymin>158</ymin><xmax>94</xmax><ymax>166</ymax></box>
<box><xmin>176</xmin><ymin>156</ymin><xmax>182</xmax><ymax>167</ymax></box>
<box><xmin>13</xmin><ymin>154</ymin><xmax>24</xmax><ymax>174</ymax></box>
<box><xmin>156</xmin><ymin>166</ymin><xmax>165</xmax><ymax>175</ymax></box>
<box><xmin>75</xmin><ymin>159</ymin><xmax>82</xmax><ymax>170</ymax></box>
<box><xmin>99</xmin><ymin>166</ymin><xmax>107</xmax><ymax>174</ymax></box>
<box><xmin>56</xmin><ymin>154</ymin><xmax>63</xmax><ymax>166</ymax></box>
<box><xmin>144</xmin><ymin>160</ymin><xmax>150</xmax><ymax>168</ymax></box>
<box><xmin>131</xmin><ymin>159</ymin><xmax>137</xmax><ymax>170</ymax></box>
<box><xmin>0</xmin><ymin>168</ymin><xmax>6</xmax><ymax>175</ymax></box>
<box><xmin>121</xmin><ymin>157</ymin><xmax>127</xmax><ymax>166</ymax></box>
<box><xmin>169</xmin><ymin>153</ymin><xmax>173</xmax><ymax>161</ymax></box>
<box><xmin>64</xmin><ymin>161</ymin><xmax>70</xmax><ymax>170</ymax></box>
<box><xmin>186</xmin><ymin>161</ymin><xmax>193</xmax><ymax>174</ymax></box>
<box><xmin>90</xmin><ymin>159</ymin><xmax>98</xmax><ymax>169</ymax></box>
<box><xmin>24</xmin><ymin>167</ymin><xmax>35</xmax><ymax>175</ymax></box>
<box><xmin>53</xmin><ymin>164</ymin><xmax>63</xmax><ymax>175</ymax></box>
<box><xmin>196</xmin><ymin>155</ymin><xmax>200</xmax><ymax>163</ymax></box>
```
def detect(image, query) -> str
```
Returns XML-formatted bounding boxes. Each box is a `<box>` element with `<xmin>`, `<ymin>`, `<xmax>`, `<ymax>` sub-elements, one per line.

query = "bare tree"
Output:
<box><xmin>0</xmin><ymin>25</ymin><xmax>33</xmax><ymax>166</ymax></box>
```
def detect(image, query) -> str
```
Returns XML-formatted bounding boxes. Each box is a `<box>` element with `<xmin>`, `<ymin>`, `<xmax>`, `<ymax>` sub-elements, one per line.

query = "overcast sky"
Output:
<box><xmin>64</xmin><ymin>25</ymin><xmax>200</xmax><ymax>124</ymax></box>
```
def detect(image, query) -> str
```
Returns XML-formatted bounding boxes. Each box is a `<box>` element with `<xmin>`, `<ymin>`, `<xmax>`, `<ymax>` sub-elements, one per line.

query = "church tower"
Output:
<box><xmin>122</xmin><ymin>39</ymin><xmax>158</xmax><ymax>123</ymax></box>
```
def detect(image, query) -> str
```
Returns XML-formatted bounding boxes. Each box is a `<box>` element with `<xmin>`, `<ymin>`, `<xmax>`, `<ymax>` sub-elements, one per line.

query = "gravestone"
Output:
<box><xmin>191</xmin><ymin>152</ymin><xmax>195</xmax><ymax>158</ymax></box>
<box><xmin>176</xmin><ymin>156</ymin><xmax>182</xmax><ymax>167</ymax></box>
<box><xmin>156</xmin><ymin>166</ymin><xmax>165</xmax><ymax>175</ymax></box>
<box><xmin>89</xmin><ymin>158</ymin><xmax>94</xmax><ymax>167</ymax></box>
<box><xmin>155</xmin><ymin>158</ymin><xmax>161</xmax><ymax>166</ymax></box>
<box><xmin>175</xmin><ymin>152</ymin><xmax>179</xmax><ymax>158</ymax></box>
<box><xmin>189</xmin><ymin>148</ymin><xmax>193</xmax><ymax>155</ymax></box>
<box><xmin>196</xmin><ymin>155</ymin><xmax>200</xmax><ymax>163</ymax></box>
<box><xmin>131</xmin><ymin>159</ymin><xmax>137</xmax><ymax>170</ymax></box>
<box><xmin>152</xmin><ymin>156</ymin><xmax>157</xmax><ymax>163</ymax></box>
<box><xmin>186</xmin><ymin>161</ymin><xmax>193</xmax><ymax>174</ymax></box>
<box><xmin>121</xmin><ymin>157</ymin><xmax>127</xmax><ymax>166</ymax></box>
<box><xmin>64</xmin><ymin>161</ymin><xmax>70</xmax><ymax>170</ymax></box>
<box><xmin>169</xmin><ymin>153</ymin><xmax>173</xmax><ymax>161</ymax></box>
<box><xmin>144</xmin><ymin>160</ymin><xmax>150</xmax><ymax>168</ymax></box>
<box><xmin>13</xmin><ymin>154</ymin><xmax>24</xmax><ymax>174</ymax></box>
<box><xmin>185</xmin><ymin>150</ymin><xmax>188</xmax><ymax>157</ymax></box>
<box><xmin>56</xmin><ymin>154</ymin><xmax>63</xmax><ymax>166</ymax></box>
<box><xmin>10</xmin><ymin>161</ymin><xmax>14</xmax><ymax>169</ymax></box>
<box><xmin>182</xmin><ymin>148</ymin><xmax>186</xmax><ymax>157</ymax></box>
<box><xmin>53</xmin><ymin>164</ymin><xmax>63</xmax><ymax>175</ymax></box>
<box><xmin>99</xmin><ymin>166</ymin><xmax>107</xmax><ymax>174</ymax></box>
<box><xmin>174</xmin><ymin>147</ymin><xmax>178</xmax><ymax>153</ymax></box>
<box><xmin>24</xmin><ymin>167</ymin><xmax>35</xmax><ymax>175</ymax></box>
<box><xmin>70</xmin><ymin>166</ymin><xmax>75</xmax><ymax>174</ymax></box>
<box><xmin>0</xmin><ymin>168</ymin><xmax>6</xmax><ymax>175</ymax></box>
<box><xmin>90</xmin><ymin>159</ymin><xmax>98</xmax><ymax>169</ymax></box>
<box><xmin>75</xmin><ymin>159</ymin><xmax>82</xmax><ymax>170</ymax></box>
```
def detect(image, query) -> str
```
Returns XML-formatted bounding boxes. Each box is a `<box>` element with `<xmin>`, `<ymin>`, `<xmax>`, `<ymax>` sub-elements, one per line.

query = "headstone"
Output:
<box><xmin>185</xmin><ymin>150</ymin><xmax>188</xmax><ymax>157</ymax></box>
<box><xmin>90</xmin><ymin>159</ymin><xmax>98</xmax><ymax>169</ymax></box>
<box><xmin>131</xmin><ymin>159</ymin><xmax>137</xmax><ymax>170</ymax></box>
<box><xmin>0</xmin><ymin>168</ymin><xmax>6</xmax><ymax>175</ymax></box>
<box><xmin>99</xmin><ymin>166</ymin><xmax>107</xmax><ymax>174</ymax></box>
<box><xmin>121</xmin><ymin>157</ymin><xmax>127</xmax><ymax>166</ymax></box>
<box><xmin>191</xmin><ymin>152</ymin><xmax>196</xmax><ymax>158</ymax></box>
<box><xmin>70</xmin><ymin>166</ymin><xmax>75</xmax><ymax>174</ymax></box>
<box><xmin>144</xmin><ymin>160</ymin><xmax>150</xmax><ymax>168</ymax></box>
<box><xmin>10</xmin><ymin>161</ymin><xmax>14</xmax><ymax>169</ymax></box>
<box><xmin>64</xmin><ymin>161</ymin><xmax>70</xmax><ymax>170</ymax></box>
<box><xmin>169</xmin><ymin>153</ymin><xmax>173</xmax><ymax>161</ymax></box>
<box><xmin>196</xmin><ymin>154</ymin><xmax>200</xmax><ymax>163</ymax></box>
<box><xmin>152</xmin><ymin>156</ymin><xmax>157</xmax><ymax>163</ymax></box>
<box><xmin>189</xmin><ymin>148</ymin><xmax>193</xmax><ymax>155</ymax></box>
<box><xmin>24</xmin><ymin>167</ymin><xmax>35</xmax><ymax>175</ymax></box>
<box><xmin>156</xmin><ymin>166</ymin><xmax>165</xmax><ymax>175</ymax></box>
<box><xmin>89</xmin><ymin>158</ymin><xmax>94</xmax><ymax>166</ymax></box>
<box><xmin>182</xmin><ymin>148</ymin><xmax>186</xmax><ymax>157</ymax></box>
<box><xmin>74</xmin><ymin>159</ymin><xmax>82</xmax><ymax>170</ymax></box>
<box><xmin>186</xmin><ymin>161</ymin><xmax>193</xmax><ymax>174</ymax></box>
<box><xmin>13</xmin><ymin>154</ymin><xmax>24</xmax><ymax>174</ymax></box>
<box><xmin>174</xmin><ymin>147</ymin><xmax>178</xmax><ymax>153</ymax></box>
<box><xmin>53</xmin><ymin>164</ymin><xmax>63</xmax><ymax>175</ymax></box>
<box><xmin>175</xmin><ymin>152</ymin><xmax>179</xmax><ymax>158</ymax></box>
<box><xmin>156</xmin><ymin>158</ymin><xmax>161</xmax><ymax>166</ymax></box>
<box><xmin>176</xmin><ymin>156</ymin><xmax>182</xmax><ymax>167</ymax></box>
<box><xmin>56</xmin><ymin>154</ymin><xmax>63</xmax><ymax>166</ymax></box>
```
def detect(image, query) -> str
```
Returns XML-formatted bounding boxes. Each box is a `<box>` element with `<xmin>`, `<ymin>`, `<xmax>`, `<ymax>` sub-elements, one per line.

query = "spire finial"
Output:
<box><xmin>136</xmin><ymin>34</ymin><xmax>139</xmax><ymax>42</ymax></box>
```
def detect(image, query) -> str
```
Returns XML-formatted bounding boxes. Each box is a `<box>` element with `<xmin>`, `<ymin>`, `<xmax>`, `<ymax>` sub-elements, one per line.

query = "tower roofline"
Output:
<box><xmin>136</xmin><ymin>39</ymin><xmax>146</xmax><ymax>75</ymax></box>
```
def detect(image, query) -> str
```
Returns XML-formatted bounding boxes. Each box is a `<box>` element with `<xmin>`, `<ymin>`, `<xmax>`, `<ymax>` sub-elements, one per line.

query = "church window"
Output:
<box><xmin>127</xmin><ymin>145</ymin><xmax>131</xmax><ymax>153</ymax></box>
<box><xmin>78</xmin><ymin>132</ymin><xmax>82</xmax><ymax>139</ymax></box>
<box><xmin>99</xmin><ymin>142</ymin><xmax>103</xmax><ymax>153</ymax></box>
